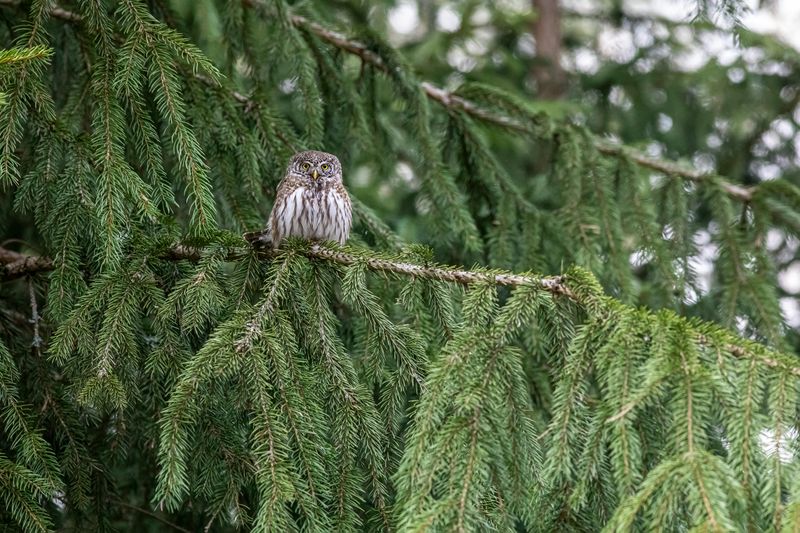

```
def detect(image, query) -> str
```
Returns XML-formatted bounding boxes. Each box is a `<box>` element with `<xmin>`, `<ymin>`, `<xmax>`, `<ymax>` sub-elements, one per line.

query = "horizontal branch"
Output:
<box><xmin>0</xmin><ymin>242</ymin><xmax>572</xmax><ymax>294</ymax></box>
<box><xmin>0</xmin><ymin>246</ymin><xmax>53</xmax><ymax>278</ymax></box>
<box><xmin>2</xmin><ymin>243</ymin><xmax>797</xmax><ymax>378</ymax></box>
<box><xmin>307</xmin><ymin>245</ymin><xmax>797</xmax><ymax>377</ymax></box>
<box><xmin>307</xmin><ymin>244</ymin><xmax>575</xmax><ymax>295</ymax></box>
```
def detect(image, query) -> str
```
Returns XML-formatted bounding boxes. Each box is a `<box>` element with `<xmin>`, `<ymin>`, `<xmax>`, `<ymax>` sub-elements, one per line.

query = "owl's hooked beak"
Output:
<box><xmin>311</xmin><ymin>169</ymin><xmax>319</xmax><ymax>180</ymax></box>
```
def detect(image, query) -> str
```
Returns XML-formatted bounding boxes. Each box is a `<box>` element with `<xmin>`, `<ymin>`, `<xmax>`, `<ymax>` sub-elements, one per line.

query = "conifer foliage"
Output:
<box><xmin>0</xmin><ymin>0</ymin><xmax>799</xmax><ymax>531</ymax></box>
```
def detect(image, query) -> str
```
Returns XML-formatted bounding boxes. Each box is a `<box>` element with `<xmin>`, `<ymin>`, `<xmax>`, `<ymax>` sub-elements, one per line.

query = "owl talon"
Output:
<box><xmin>243</xmin><ymin>229</ymin><xmax>272</xmax><ymax>247</ymax></box>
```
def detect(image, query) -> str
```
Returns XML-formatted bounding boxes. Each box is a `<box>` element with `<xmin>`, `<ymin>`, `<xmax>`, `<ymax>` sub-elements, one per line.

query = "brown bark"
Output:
<box><xmin>531</xmin><ymin>0</ymin><xmax>567</xmax><ymax>99</ymax></box>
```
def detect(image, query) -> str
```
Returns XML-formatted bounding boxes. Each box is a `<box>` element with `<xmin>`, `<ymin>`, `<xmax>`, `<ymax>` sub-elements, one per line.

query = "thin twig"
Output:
<box><xmin>110</xmin><ymin>499</ymin><xmax>192</xmax><ymax>533</ymax></box>
<box><xmin>27</xmin><ymin>278</ymin><xmax>42</xmax><ymax>351</ymax></box>
<box><xmin>50</xmin><ymin>5</ymin><xmax>82</xmax><ymax>22</ymax></box>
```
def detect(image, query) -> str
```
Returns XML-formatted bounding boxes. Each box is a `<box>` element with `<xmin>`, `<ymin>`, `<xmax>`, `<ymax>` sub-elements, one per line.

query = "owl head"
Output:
<box><xmin>288</xmin><ymin>150</ymin><xmax>342</xmax><ymax>187</ymax></box>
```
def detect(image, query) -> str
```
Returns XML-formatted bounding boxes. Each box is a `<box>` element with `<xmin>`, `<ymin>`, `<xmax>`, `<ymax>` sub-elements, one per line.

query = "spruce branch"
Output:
<box><xmin>1</xmin><ymin>243</ymin><xmax>797</xmax><ymax>378</ymax></box>
<box><xmin>592</xmin><ymin>141</ymin><xmax>753</xmax><ymax>201</ymax></box>
<box><xmin>307</xmin><ymin>244</ymin><xmax>574</xmax><ymax>295</ymax></box>
<box><xmin>0</xmin><ymin>243</ymin><xmax>572</xmax><ymax>294</ymax></box>
<box><xmin>110</xmin><ymin>499</ymin><xmax>192</xmax><ymax>533</ymax></box>
<box><xmin>279</xmin><ymin>9</ymin><xmax>756</xmax><ymax>203</ymax></box>
<box><xmin>0</xmin><ymin>45</ymin><xmax>52</xmax><ymax>66</ymax></box>
<box><xmin>29</xmin><ymin>0</ymin><xmax>758</xmax><ymax>203</ymax></box>
<box><xmin>2</xmin><ymin>0</ymin><xmax>796</xmax><ymax>529</ymax></box>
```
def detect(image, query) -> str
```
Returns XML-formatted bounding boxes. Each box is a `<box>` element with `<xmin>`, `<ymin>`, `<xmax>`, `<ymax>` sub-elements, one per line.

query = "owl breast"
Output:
<box><xmin>271</xmin><ymin>186</ymin><xmax>352</xmax><ymax>246</ymax></box>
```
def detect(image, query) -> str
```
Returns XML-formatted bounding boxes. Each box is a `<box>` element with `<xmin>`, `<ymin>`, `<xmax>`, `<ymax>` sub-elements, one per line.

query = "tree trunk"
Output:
<box><xmin>531</xmin><ymin>0</ymin><xmax>567</xmax><ymax>99</ymax></box>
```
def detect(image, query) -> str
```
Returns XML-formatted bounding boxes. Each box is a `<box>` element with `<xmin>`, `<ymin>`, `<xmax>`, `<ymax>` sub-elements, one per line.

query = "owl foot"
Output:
<box><xmin>243</xmin><ymin>229</ymin><xmax>272</xmax><ymax>247</ymax></box>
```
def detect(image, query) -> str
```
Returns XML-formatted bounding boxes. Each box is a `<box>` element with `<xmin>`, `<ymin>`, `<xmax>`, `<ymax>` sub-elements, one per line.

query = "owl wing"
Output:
<box><xmin>268</xmin><ymin>175</ymin><xmax>297</xmax><ymax>248</ymax></box>
<box><xmin>335</xmin><ymin>183</ymin><xmax>352</xmax><ymax>245</ymax></box>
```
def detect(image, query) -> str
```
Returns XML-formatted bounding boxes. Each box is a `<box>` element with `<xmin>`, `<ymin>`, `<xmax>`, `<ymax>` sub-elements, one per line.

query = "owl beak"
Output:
<box><xmin>311</xmin><ymin>169</ymin><xmax>319</xmax><ymax>180</ymax></box>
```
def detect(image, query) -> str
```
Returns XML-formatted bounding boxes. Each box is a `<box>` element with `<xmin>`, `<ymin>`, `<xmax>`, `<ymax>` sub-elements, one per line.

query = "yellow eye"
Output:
<box><xmin>321</xmin><ymin>163</ymin><xmax>330</xmax><ymax>171</ymax></box>
<box><xmin>301</xmin><ymin>162</ymin><xmax>310</xmax><ymax>171</ymax></box>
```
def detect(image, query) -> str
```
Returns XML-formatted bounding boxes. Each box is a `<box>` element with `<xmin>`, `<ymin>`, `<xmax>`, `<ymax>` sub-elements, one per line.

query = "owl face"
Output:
<box><xmin>288</xmin><ymin>150</ymin><xmax>342</xmax><ymax>188</ymax></box>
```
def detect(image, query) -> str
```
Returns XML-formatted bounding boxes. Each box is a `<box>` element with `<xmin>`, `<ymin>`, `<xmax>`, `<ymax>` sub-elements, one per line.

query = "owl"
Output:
<box><xmin>264</xmin><ymin>150</ymin><xmax>352</xmax><ymax>248</ymax></box>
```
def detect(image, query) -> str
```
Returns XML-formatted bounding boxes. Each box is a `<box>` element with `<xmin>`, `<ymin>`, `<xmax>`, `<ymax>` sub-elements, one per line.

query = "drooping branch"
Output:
<box><xmin>280</xmin><ymin>11</ymin><xmax>756</xmax><ymax>202</ymax></box>
<box><xmin>15</xmin><ymin>1</ymin><xmax>759</xmax><ymax>202</ymax></box>
<box><xmin>593</xmin><ymin>142</ymin><xmax>753</xmax><ymax>200</ymax></box>
<box><xmin>1</xmin><ymin>243</ymin><xmax>797</xmax><ymax>377</ymax></box>
<box><xmin>420</xmin><ymin>84</ymin><xmax>749</xmax><ymax>200</ymax></box>
<box><xmin>308</xmin><ymin>23</ymin><xmax>758</xmax><ymax>199</ymax></box>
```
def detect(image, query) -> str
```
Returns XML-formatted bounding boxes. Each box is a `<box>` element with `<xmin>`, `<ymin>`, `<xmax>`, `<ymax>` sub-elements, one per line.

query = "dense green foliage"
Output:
<box><xmin>1</xmin><ymin>0</ymin><xmax>799</xmax><ymax>531</ymax></box>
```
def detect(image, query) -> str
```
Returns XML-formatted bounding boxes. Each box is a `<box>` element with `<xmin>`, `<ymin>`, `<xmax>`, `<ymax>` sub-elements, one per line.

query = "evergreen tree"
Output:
<box><xmin>0</xmin><ymin>0</ymin><xmax>799</xmax><ymax>531</ymax></box>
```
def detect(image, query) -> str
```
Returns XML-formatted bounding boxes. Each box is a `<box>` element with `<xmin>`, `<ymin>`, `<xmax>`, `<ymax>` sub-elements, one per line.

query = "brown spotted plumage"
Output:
<box><xmin>266</xmin><ymin>150</ymin><xmax>352</xmax><ymax>248</ymax></box>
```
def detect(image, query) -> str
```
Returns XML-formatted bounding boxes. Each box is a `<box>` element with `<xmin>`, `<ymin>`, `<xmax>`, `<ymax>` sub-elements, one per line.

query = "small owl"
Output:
<box><xmin>264</xmin><ymin>150</ymin><xmax>352</xmax><ymax>248</ymax></box>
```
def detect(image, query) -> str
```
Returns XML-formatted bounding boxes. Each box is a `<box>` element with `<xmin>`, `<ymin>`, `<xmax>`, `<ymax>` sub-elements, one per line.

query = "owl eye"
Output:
<box><xmin>321</xmin><ymin>163</ymin><xmax>330</xmax><ymax>172</ymax></box>
<box><xmin>301</xmin><ymin>162</ymin><xmax>311</xmax><ymax>171</ymax></box>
